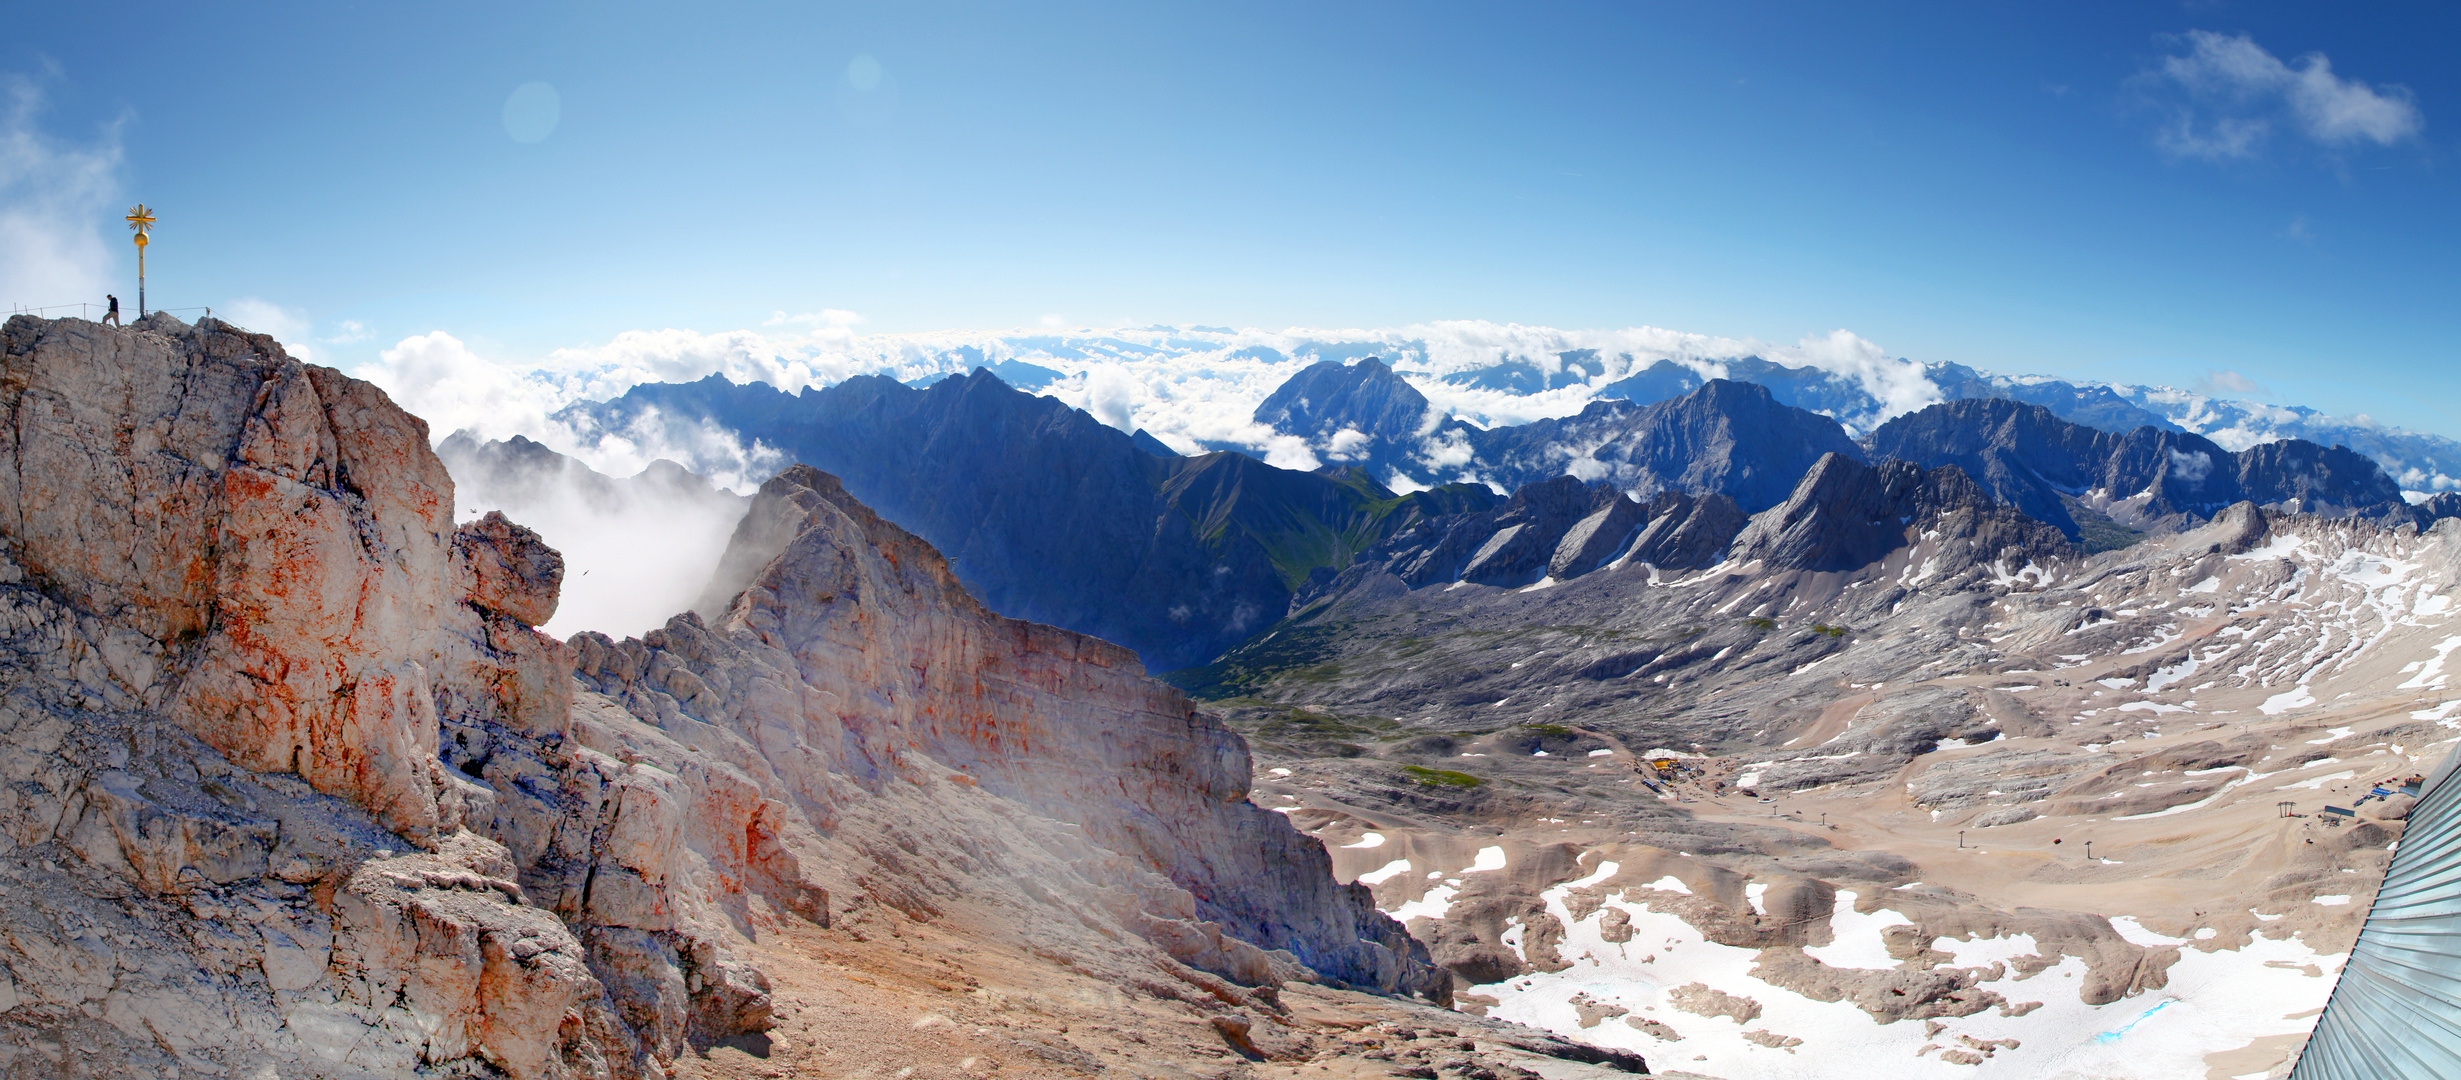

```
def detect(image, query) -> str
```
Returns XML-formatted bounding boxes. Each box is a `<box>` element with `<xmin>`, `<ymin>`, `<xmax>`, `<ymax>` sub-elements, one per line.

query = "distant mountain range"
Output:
<box><xmin>1243</xmin><ymin>351</ymin><xmax>2461</xmax><ymax>498</ymax></box>
<box><xmin>745</xmin><ymin>326</ymin><xmax>2459</xmax><ymax>495</ymax></box>
<box><xmin>464</xmin><ymin>358</ymin><xmax>2457</xmax><ymax>673</ymax></box>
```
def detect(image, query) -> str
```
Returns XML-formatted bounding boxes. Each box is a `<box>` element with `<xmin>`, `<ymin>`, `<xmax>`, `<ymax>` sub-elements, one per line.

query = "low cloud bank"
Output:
<box><xmin>437</xmin><ymin>433</ymin><xmax>751</xmax><ymax>640</ymax></box>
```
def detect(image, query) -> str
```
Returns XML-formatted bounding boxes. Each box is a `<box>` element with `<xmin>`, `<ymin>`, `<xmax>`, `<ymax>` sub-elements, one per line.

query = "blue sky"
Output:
<box><xmin>4</xmin><ymin>1</ymin><xmax>2456</xmax><ymax>434</ymax></box>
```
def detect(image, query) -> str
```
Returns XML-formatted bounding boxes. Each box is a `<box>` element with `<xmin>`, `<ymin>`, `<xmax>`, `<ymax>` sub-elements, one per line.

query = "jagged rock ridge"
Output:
<box><xmin>1291</xmin><ymin>476</ymin><xmax>1749</xmax><ymax>614</ymax></box>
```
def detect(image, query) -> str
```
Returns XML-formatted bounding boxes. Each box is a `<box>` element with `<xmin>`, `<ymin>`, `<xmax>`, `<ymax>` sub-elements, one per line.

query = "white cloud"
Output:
<box><xmin>1324</xmin><ymin>427</ymin><xmax>1372</xmax><ymax>461</ymax></box>
<box><xmin>222</xmin><ymin>297</ymin><xmax>315</xmax><ymax>360</ymax></box>
<box><xmin>1081</xmin><ymin>365</ymin><xmax>1141</xmax><ymax>431</ymax></box>
<box><xmin>1259</xmin><ymin>434</ymin><xmax>1321</xmax><ymax>471</ymax></box>
<box><xmin>361</xmin><ymin>330</ymin><xmax>562</xmax><ymax>443</ymax></box>
<box><xmin>1773</xmin><ymin>328</ymin><xmax>1941</xmax><ymax>426</ymax></box>
<box><xmin>0</xmin><ymin>74</ymin><xmax>122</xmax><ymax>315</ymax></box>
<box><xmin>357</xmin><ymin>329</ymin><xmax>790</xmax><ymax>494</ymax></box>
<box><xmin>554</xmin><ymin>405</ymin><xmax>786</xmax><ymax>495</ymax></box>
<box><xmin>324</xmin><ymin>319</ymin><xmax>373</xmax><ymax>345</ymax></box>
<box><xmin>763</xmin><ymin>308</ymin><xmax>862</xmax><ymax>328</ymax></box>
<box><xmin>2193</xmin><ymin>368</ymin><xmax>2266</xmax><ymax>398</ymax></box>
<box><xmin>2145</xmin><ymin>31</ymin><xmax>2423</xmax><ymax>161</ymax></box>
<box><xmin>450</xmin><ymin>452</ymin><xmax>750</xmax><ymax>640</ymax></box>
<box><xmin>2167</xmin><ymin>448</ymin><xmax>2214</xmax><ymax>484</ymax></box>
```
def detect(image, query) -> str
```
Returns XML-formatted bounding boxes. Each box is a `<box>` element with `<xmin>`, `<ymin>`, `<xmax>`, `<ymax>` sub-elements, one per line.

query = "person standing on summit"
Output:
<box><xmin>101</xmin><ymin>295</ymin><xmax>120</xmax><ymax>327</ymax></box>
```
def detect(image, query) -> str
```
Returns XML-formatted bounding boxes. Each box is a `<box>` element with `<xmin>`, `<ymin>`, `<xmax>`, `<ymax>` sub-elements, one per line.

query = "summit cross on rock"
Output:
<box><xmin>124</xmin><ymin>204</ymin><xmax>155</xmax><ymax>317</ymax></box>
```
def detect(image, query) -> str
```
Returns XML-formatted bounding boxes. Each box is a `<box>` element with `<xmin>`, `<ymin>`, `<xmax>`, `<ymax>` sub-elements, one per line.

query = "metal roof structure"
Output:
<box><xmin>2288</xmin><ymin>744</ymin><xmax>2461</xmax><ymax>1078</ymax></box>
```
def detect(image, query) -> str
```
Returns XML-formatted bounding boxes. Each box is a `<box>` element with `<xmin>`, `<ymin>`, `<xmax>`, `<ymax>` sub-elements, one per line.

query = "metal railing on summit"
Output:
<box><xmin>6</xmin><ymin>302</ymin><xmax>103</xmax><ymax>319</ymax></box>
<box><xmin>4</xmin><ymin>304</ymin><xmax>213</xmax><ymax>320</ymax></box>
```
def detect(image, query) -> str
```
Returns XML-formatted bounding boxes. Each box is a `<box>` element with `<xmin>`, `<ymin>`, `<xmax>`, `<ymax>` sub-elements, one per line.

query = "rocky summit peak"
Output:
<box><xmin>1252</xmin><ymin>356</ymin><xmax>1434</xmax><ymax>472</ymax></box>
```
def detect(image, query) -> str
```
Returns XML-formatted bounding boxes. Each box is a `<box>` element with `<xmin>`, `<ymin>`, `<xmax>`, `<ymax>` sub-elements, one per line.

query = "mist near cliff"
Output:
<box><xmin>436</xmin><ymin>432</ymin><xmax>754</xmax><ymax>640</ymax></box>
<box><xmin>344</xmin><ymin>331</ymin><xmax>785</xmax><ymax>639</ymax></box>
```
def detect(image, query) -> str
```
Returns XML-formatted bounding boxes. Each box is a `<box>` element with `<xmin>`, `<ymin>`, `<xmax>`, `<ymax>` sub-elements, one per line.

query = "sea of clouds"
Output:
<box><xmin>353</xmin><ymin>318</ymin><xmax>1953</xmax><ymax>478</ymax></box>
<box><xmin>349</xmin><ymin>316</ymin><xmax>2461</xmax><ymax>495</ymax></box>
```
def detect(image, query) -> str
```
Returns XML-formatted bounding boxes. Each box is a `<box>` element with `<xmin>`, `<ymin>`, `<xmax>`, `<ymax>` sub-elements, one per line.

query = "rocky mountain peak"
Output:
<box><xmin>1728</xmin><ymin>452</ymin><xmax>2075</xmax><ymax>574</ymax></box>
<box><xmin>1462</xmin><ymin>378</ymin><xmax>1865</xmax><ymax>510</ymax></box>
<box><xmin>1252</xmin><ymin>356</ymin><xmax>1433</xmax><ymax>471</ymax></box>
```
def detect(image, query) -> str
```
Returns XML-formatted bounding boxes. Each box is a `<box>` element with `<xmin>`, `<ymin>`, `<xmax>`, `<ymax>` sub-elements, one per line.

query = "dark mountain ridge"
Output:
<box><xmin>1594</xmin><ymin>356</ymin><xmax>2182</xmax><ymax>436</ymax></box>
<box><xmin>1863</xmin><ymin>398</ymin><xmax>2417</xmax><ymax>541</ymax></box>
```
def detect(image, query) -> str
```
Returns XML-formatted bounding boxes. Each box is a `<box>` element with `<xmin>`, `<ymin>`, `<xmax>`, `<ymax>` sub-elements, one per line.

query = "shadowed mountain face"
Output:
<box><xmin>1253</xmin><ymin>357</ymin><xmax>1432</xmax><ymax>476</ymax></box>
<box><xmin>1727</xmin><ymin>453</ymin><xmax>2077</xmax><ymax>574</ymax></box>
<box><xmin>1458</xmin><ymin>379</ymin><xmax>1866</xmax><ymax>512</ymax></box>
<box><xmin>1863</xmin><ymin>399</ymin><xmax>2415</xmax><ymax>541</ymax></box>
<box><xmin>560</xmin><ymin>370</ymin><xmax>1496</xmax><ymax>670</ymax></box>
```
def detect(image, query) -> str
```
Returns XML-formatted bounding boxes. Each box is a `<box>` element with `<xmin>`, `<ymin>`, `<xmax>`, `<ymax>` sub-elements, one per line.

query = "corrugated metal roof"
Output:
<box><xmin>2288</xmin><ymin>745</ymin><xmax>2461</xmax><ymax>1078</ymax></box>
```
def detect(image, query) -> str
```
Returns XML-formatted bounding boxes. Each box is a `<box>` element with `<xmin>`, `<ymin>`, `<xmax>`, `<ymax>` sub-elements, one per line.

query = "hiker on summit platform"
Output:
<box><xmin>102</xmin><ymin>295</ymin><xmax>120</xmax><ymax>327</ymax></box>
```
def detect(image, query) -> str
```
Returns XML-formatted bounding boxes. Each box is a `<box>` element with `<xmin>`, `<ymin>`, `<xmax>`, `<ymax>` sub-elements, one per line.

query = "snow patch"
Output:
<box><xmin>1356</xmin><ymin>859</ymin><xmax>1412</xmax><ymax>886</ymax></box>
<box><xmin>2260</xmin><ymin>686</ymin><xmax>2316</xmax><ymax>715</ymax></box>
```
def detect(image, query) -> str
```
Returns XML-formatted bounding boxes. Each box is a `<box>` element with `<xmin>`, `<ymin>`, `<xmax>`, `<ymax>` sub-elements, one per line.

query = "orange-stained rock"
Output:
<box><xmin>0</xmin><ymin>314</ymin><xmax>644</xmax><ymax>1078</ymax></box>
<box><xmin>0</xmin><ymin>314</ymin><xmax>460</xmax><ymax>839</ymax></box>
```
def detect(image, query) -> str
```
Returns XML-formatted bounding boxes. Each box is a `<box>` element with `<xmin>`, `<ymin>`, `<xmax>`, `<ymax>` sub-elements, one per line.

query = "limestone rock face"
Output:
<box><xmin>459</xmin><ymin>510</ymin><xmax>566</xmax><ymax>626</ymax></box>
<box><xmin>564</xmin><ymin>466</ymin><xmax>1447</xmax><ymax>999</ymax></box>
<box><xmin>0</xmin><ymin>315</ymin><xmax>640</xmax><ymax>1077</ymax></box>
<box><xmin>0</xmin><ymin>315</ymin><xmax>463</xmax><ymax>840</ymax></box>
